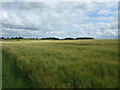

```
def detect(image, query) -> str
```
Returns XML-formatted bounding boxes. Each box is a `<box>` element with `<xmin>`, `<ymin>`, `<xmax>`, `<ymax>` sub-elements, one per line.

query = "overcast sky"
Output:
<box><xmin>1</xmin><ymin>1</ymin><xmax>118</xmax><ymax>39</ymax></box>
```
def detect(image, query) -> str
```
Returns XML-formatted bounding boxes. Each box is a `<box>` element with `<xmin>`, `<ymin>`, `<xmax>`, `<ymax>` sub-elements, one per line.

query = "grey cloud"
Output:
<box><xmin>3</xmin><ymin>24</ymin><xmax>38</xmax><ymax>30</ymax></box>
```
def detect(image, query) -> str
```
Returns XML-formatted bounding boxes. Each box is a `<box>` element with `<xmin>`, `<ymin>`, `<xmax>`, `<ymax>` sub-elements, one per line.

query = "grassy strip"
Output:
<box><xmin>2</xmin><ymin>48</ymin><xmax>36</xmax><ymax>88</ymax></box>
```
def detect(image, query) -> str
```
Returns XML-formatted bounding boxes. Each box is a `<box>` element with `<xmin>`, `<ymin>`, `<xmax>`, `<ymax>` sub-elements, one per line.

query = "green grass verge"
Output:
<box><xmin>2</xmin><ymin>52</ymin><xmax>36</xmax><ymax>88</ymax></box>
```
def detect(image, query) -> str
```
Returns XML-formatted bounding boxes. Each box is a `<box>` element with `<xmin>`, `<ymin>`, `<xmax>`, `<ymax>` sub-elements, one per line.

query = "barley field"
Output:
<box><xmin>1</xmin><ymin>39</ymin><xmax>118</xmax><ymax>88</ymax></box>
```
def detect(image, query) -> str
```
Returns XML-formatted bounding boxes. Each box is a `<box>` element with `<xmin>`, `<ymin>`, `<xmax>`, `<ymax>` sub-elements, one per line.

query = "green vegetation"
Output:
<box><xmin>0</xmin><ymin>45</ymin><xmax>2</xmax><ymax>89</ymax></box>
<box><xmin>2</xmin><ymin>53</ymin><xmax>36</xmax><ymax>88</ymax></box>
<box><xmin>2</xmin><ymin>39</ymin><xmax>118</xmax><ymax>88</ymax></box>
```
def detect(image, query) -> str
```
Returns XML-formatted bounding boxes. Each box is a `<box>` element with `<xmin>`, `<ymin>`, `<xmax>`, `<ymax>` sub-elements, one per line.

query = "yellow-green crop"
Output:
<box><xmin>2</xmin><ymin>39</ymin><xmax>118</xmax><ymax>88</ymax></box>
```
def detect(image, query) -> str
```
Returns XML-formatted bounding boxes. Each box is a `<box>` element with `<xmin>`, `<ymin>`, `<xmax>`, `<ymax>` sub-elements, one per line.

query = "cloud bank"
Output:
<box><xmin>1</xmin><ymin>2</ymin><xmax>118</xmax><ymax>39</ymax></box>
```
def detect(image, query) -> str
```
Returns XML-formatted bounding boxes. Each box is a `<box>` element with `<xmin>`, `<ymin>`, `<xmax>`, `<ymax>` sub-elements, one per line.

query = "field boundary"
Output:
<box><xmin>2</xmin><ymin>47</ymin><xmax>39</xmax><ymax>88</ymax></box>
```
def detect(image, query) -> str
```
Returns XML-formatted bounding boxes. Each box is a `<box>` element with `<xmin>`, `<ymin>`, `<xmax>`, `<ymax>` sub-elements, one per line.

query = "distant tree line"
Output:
<box><xmin>0</xmin><ymin>37</ymin><xmax>24</xmax><ymax>40</ymax></box>
<box><xmin>42</xmin><ymin>37</ymin><xmax>59</xmax><ymax>40</ymax></box>
<box><xmin>0</xmin><ymin>37</ymin><xmax>94</xmax><ymax>40</ymax></box>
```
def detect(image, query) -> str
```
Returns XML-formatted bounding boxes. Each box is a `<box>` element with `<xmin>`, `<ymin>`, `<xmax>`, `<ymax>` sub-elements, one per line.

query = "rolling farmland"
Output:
<box><xmin>1</xmin><ymin>39</ymin><xmax>118</xmax><ymax>88</ymax></box>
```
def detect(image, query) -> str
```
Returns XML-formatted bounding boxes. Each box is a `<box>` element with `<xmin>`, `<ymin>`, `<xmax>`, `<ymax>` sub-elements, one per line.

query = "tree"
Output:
<box><xmin>2</xmin><ymin>37</ymin><xmax>5</xmax><ymax>39</ymax></box>
<box><xmin>15</xmin><ymin>37</ymin><xmax>19</xmax><ymax>39</ymax></box>
<box><xmin>11</xmin><ymin>37</ymin><xmax>15</xmax><ymax>39</ymax></box>
<box><xmin>19</xmin><ymin>37</ymin><xmax>24</xmax><ymax>39</ymax></box>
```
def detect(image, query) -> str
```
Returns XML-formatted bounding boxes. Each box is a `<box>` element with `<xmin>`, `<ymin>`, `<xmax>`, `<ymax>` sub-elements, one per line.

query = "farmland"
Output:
<box><xmin>1</xmin><ymin>39</ymin><xmax>118</xmax><ymax>88</ymax></box>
